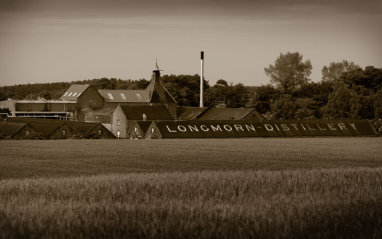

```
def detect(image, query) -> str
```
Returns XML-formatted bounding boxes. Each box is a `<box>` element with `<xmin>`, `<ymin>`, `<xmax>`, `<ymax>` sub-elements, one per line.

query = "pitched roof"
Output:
<box><xmin>59</xmin><ymin>85</ymin><xmax>90</xmax><ymax>101</ymax></box>
<box><xmin>88</xmin><ymin>107</ymin><xmax>115</xmax><ymax>115</ymax></box>
<box><xmin>177</xmin><ymin>107</ymin><xmax>207</xmax><ymax>120</ymax></box>
<box><xmin>120</xmin><ymin>105</ymin><xmax>174</xmax><ymax>120</ymax></box>
<box><xmin>136</xmin><ymin>121</ymin><xmax>153</xmax><ymax>133</ymax></box>
<box><xmin>146</xmin><ymin>70</ymin><xmax>177</xmax><ymax>104</ymax></box>
<box><xmin>98</xmin><ymin>90</ymin><xmax>151</xmax><ymax>103</ymax></box>
<box><xmin>0</xmin><ymin>121</ymin><xmax>28</xmax><ymax>136</ymax></box>
<box><xmin>65</xmin><ymin>121</ymin><xmax>98</xmax><ymax>134</ymax></box>
<box><xmin>148</xmin><ymin>120</ymin><xmax>378</xmax><ymax>138</ymax></box>
<box><xmin>5</xmin><ymin>117</ymin><xmax>66</xmax><ymax>137</ymax></box>
<box><xmin>197</xmin><ymin>107</ymin><xmax>254</xmax><ymax>121</ymax></box>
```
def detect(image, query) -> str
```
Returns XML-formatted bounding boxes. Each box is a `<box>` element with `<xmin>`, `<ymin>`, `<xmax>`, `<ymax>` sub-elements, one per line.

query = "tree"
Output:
<box><xmin>246</xmin><ymin>84</ymin><xmax>278</xmax><ymax>114</ymax></box>
<box><xmin>264</xmin><ymin>52</ymin><xmax>312</xmax><ymax>94</ymax></box>
<box><xmin>227</xmin><ymin>83</ymin><xmax>248</xmax><ymax>108</ymax></box>
<box><xmin>325</xmin><ymin>82</ymin><xmax>352</xmax><ymax>119</ymax></box>
<box><xmin>321</xmin><ymin>60</ymin><xmax>360</xmax><ymax>82</ymax></box>
<box><xmin>271</xmin><ymin>95</ymin><xmax>298</xmax><ymax>119</ymax></box>
<box><xmin>374</xmin><ymin>89</ymin><xmax>382</xmax><ymax>118</ymax></box>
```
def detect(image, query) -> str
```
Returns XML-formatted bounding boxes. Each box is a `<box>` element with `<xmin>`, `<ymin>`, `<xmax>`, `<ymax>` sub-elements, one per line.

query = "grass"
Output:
<box><xmin>0</xmin><ymin>138</ymin><xmax>381</xmax><ymax>179</ymax></box>
<box><xmin>1</xmin><ymin>138</ymin><xmax>382</xmax><ymax>238</ymax></box>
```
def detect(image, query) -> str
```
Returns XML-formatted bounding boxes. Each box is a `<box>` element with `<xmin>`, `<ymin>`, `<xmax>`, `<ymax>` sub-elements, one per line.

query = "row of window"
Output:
<box><xmin>64</xmin><ymin>91</ymin><xmax>144</xmax><ymax>101</ymax></box>
<box><xmin>63</xmin><ymin>92</ymin><xmax>82</xmax><ymax>97</ymax></box>
<box><xmin>106</xmin><ymin>93</ymin><xmax>143</xmax><ymax>100</ymax></box>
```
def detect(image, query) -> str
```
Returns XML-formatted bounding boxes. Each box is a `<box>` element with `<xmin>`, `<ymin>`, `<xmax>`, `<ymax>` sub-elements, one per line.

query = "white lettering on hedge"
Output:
<box><xmin>188</xmin><ymin>125</ymin><xmax>199</xmax><ymax>132</ymax></box>
<box><xmin>166</xmin><ymin>125</ymin><xmax>176</xmax><ymax>133</ymax></box>
<box><xmin>245</xmin><ymin>124</ymin><xmax>256</xmax><ymax>131</ymax></box>
<box><xmin>264</xmin><ymin>124</ymin><xmax>273</xmax><ymax>131</ymax></box>
<box><xmin>317</xmin><ymin>124</ymin><xmax>326</xmax><ymax>130</ymax></box>
<box><xmin>338</xmin><ymin>123</ymin><xmax>347</xmax><ymax>130</ymax></box>
<box><xmin>306</xmin><ymin>124</ymin><xmax>316</xmax><ymax>130</ymax></box>
<box><xmin>200</xmin><ymin>125</ymin><xmax>209</xmax><ymax>132</ymax></box>
<box><xmin>281</xmin><ymin>124</ymin><xmax>290</xmax><ymax>131</ymax></box>
<box><xmin>223</xmin><ymin>125</ymin><xmax>233</xmax><ymax>131</ymax></box>
<box><xmin>211</xmin><ymin>125</ymin><xmax>222</xmax><ymax>132</ymax></box>
<box><xmin>327</xmin><ymin>124</ymin><xmax>337</xmax><ymax>130</ymax></box>
<box><xmin>178</xmin><ymin>125</ymin><xmax>187</xmax><ymax>132</ymax></box>
<box><xmin>234</xmin><ymin>124</ymin><xmax>244</xmax><ymax>131</ymax></box>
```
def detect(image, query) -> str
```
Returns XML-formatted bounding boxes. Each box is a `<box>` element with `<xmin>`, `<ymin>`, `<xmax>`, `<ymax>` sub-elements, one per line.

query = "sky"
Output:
<box><xmin>0</xmin><ymin>0</ymin><xmax>381</xmax><ymax>87</ymax></box>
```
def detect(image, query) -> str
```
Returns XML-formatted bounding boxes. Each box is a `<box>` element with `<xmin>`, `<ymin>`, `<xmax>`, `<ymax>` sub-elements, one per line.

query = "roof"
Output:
<box><xmin>177</xmin><ymin>107</ymin><xmax>207</xmax><ymax>120</ymax></box>
<box><xmin>5</xmin><ymin>117</ymin><xmax>66</xmax><ymax>137</ymax></box>
<box><xmin>59</xmin><ymin>85</ymin><xmax>90</xmax><ymax>101</ymax></box>
<box><xmin>197</xmin><ymin>107</ymin><xmax>254</xmax><ymax>121</ymax></box>
<box><xmin>4</xmin><ymin>117</ymin><xmax>114</xmax><ymax>137</ymax></box>
<box><xmin>136</xmin><ymin>121</ymin><xmax>153</xmax><ymax>133</ymax></box>
<box><xmin>120</xmin><ymin>105</ymin><xmax>174</xmax><ymax>120</ymax></box>
<box><xmin>0</xmin><ymin>121</ymin><xmax>28</xmax><ymax>136</ymax></box>
<box><xmin>146</xmin><ymin>70</ymin><xmax>177</xmax><ymax>104</ymax></box>
<box><xmin>65</xmin><ymin>121</ymin><xmax>98</xmax><ymax>134</ymax></box>
<box><xmin>98</xmin><ymin>90</ymin><xmax>151</xmax><ymax>103</ymax></box>
<box><xmin>88</xmin><ymin>107</ymin><xmax>115</xmax><ymax>115</ymax></box>
<box><xmin>148</xmin><ymin>120</ymin><xmax>378</xmax><ymax>138</ymax></box>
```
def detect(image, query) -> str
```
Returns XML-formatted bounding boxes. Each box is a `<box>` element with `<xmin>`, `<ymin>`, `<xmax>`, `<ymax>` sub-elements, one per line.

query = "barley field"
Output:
<box><xmin>1</xmin><ymin>138</ymin><xmax>382</xmax><ymax>238</ymax></box>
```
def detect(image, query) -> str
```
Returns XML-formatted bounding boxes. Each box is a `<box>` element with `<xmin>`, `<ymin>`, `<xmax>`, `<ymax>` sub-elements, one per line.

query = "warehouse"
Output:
<box><xmin>0</xmin><ymin>121</ymin><xmax>40</xmax><ymax>139</ymax></box>
<box><xmin>144</xmin><ymin>120</ymin><xmax>378</xmax><ymax>139</ymax></box>
<box><xmin>127</xmin><ymin>121</ymin><xmax>153</xmax><ymax>139</ymax></box>
<box><xmin>4</xmin><ymin>118</ymin><xmax>115</xmax><ymax>139</ymax></box>
<box><xmin>112</xmin><ymin>104</ymin><xmax>174</xmax><ymax>138</ymax></box>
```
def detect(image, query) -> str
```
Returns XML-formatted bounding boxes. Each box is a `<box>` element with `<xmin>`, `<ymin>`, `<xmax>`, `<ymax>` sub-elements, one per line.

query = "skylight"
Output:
<box><xmin>73</xmin><ymin>92</ymin><xmax>77</xmax><ymax>97</ymax></box>
<box><xmin>68</xmin><ymin>92</ymin><xmax>73</xmax><ymax>96</ymax></box>
<box><xmin>120</xmin><ymin>93</ymin><xmax>126</xmax><ymax>100</ymax></box>
<box><xmin>63</xmin><ymin>92</ymin><xmax>68</xmax><ymax>96</ymax></box>
<box><xmin>136</xmin><ymin>93</ymin><xmax>142</xmax><ymax>100</ymax></box>
<box><xmin>107</xmin><ymin>93</ymin><xmax>114</xmax><ymax>100</ymax></box>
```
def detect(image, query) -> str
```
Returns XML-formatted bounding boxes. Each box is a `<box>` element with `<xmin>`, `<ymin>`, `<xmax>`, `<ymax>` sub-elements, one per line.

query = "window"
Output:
<box><xmin>151</xmin><ymin>128</ymin><xmax>154</xmax><ymax>133</ymax></box>
<box><xmin>117</xmin><ymin>130</ymin><xmax>120</xmax><ymax>138</ymax></box>
<box><xmin>134</xmin><ymin>127</ymin><xmax>138</xmax><ymax>133</ymax></box>
<box><xmin>117</xmin><ymin>119</ymin><xmax>120</xmax><ymax>126</ymax></box>
<box><xmin>120</xmin><ymin>93</ymin><xmax>126</xmax><ymax>100</ymax></box>
<box><xmin>62</xmin><ymin>130</ymin><xmax>66</xmax><ymax>136</ymax></box>
<box><xmin>98</xmin><ymin>130</ymin><xmax>102</xmax><ymax>136</ymax></box>
<box><xmin>136</xmin><ymin>93</ymin><xmax>142</xmax><ymax>100</ymax></box>
<box><xmin>26</xmin><ymin>131</ymin><xmax>29</xmax><ymax>136</ymax></box>
<box><xmin>107</xmin><ymin>93</ymin><xmax>114</xmax><ymax>100</ymax></box>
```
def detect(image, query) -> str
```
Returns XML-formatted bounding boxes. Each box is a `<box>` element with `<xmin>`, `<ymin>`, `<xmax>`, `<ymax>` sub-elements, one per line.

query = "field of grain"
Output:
<box><xmin>1</xmin><ymin>138</ymin><xmax>382</xmax><ymax>238</ymax></box>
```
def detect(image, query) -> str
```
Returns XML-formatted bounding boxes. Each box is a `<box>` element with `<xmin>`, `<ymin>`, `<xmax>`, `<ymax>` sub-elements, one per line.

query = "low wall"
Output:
<box><xmin>149</xmin><ymin>120</ymin><xmax>378</xmax><ymax>139</ymax></box>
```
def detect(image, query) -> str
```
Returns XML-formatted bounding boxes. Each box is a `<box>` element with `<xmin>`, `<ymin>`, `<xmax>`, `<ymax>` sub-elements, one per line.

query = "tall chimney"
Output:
<box><xmin>200</xmin><ymin>51</ymin><xmax>204</xmax><ymax>108</ymax></box>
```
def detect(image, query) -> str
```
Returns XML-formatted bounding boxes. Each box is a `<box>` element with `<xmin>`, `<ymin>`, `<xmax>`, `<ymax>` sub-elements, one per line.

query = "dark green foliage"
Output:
<box><xmin>1</xmin><ymin>61</ymin><xmax>381</xmax><ymax>122</ymax></box>
<box><xmin>161</xmin><ymin>74</ymin><xmax>210</xmax><ymax>107</ymax></box>
<box><xmin>246</xmin><ymin>84</ymin><xmax>280</xmax><ymax>114</ymax></box>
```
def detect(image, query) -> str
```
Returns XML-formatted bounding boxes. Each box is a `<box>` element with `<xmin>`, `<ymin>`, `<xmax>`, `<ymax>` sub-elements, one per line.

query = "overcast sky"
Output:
<box><xmin>1</xmin><ymin>0</ymin><xmax>381</xmax><ymax>86</ymax></box>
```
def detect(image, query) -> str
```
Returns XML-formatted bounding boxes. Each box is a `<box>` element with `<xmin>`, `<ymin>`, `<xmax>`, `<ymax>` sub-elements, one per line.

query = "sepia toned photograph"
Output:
<box><xmin>1</xmin><ymin>0</ymin><xmax>381</xmax><ymax>238</ymax></box>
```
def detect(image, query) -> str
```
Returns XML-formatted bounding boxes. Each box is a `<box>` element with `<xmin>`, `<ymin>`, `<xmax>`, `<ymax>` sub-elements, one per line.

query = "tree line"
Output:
<box><xmin>1</xmin><ymin>52</ymin><xmax>381</xmax><ymax>124</ymax></box>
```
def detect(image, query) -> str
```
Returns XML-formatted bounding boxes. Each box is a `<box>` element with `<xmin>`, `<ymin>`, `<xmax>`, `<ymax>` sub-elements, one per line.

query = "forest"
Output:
<box><xmin>1</xmin><ymin>52</ymin><xmax>381</xmax><ymax>125</ymax></box>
